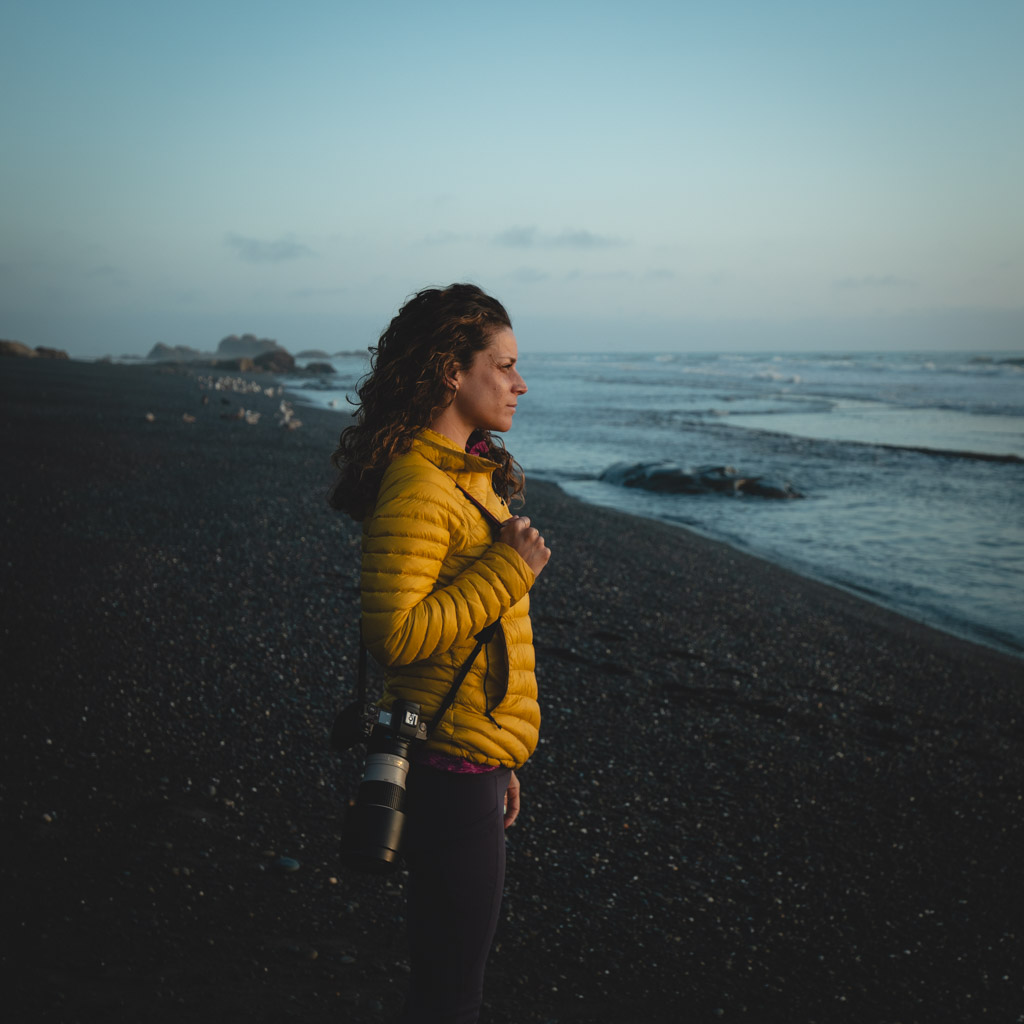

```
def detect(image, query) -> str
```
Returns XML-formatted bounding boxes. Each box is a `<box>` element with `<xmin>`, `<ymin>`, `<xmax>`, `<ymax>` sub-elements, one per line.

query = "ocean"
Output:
<box><xmin>290</xmin><ymin>349</ymin><xmax>1024</xmax><ymax>658</ymax></box>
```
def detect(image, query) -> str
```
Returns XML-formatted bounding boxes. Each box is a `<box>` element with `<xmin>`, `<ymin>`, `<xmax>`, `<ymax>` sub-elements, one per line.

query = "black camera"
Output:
<box><xmin>334</xmin><ymin>699</ymin><xmax>428</xmax><ymax>874</ymax></box>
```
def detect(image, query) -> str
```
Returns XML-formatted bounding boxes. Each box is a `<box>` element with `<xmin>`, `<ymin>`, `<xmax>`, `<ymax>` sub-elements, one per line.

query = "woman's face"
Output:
<box><xmin>449</xmin><ymin>328</ymin><xmax>527</xmax><ymax>436</ymax></box>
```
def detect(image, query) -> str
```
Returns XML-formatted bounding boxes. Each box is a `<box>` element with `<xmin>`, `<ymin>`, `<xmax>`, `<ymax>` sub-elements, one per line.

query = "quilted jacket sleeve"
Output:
<box><xmin>360</xmin><ymin>459</ymin><xmax>535</xmax><ymax>668</ymax></box>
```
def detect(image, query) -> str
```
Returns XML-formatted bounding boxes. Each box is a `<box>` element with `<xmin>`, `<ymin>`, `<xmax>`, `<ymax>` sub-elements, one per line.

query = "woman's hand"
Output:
<box><xmin>498</xmin><ymin>516</ymin><xmax>551</xmax><ymax>577</ymax></box>
<box><xmin>503</xmin><ymin>770</ymin><xmax>521</xmax><ymax>829</ymax></box>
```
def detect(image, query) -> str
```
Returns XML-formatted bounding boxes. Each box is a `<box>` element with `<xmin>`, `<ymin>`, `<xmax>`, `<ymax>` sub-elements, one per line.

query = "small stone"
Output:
<box><xmin>339</xmin><ymin>954</ymin><xmax>356</xmax><ymax>965</ymax></box>
<box><xmin>274</xmin><ymin>856</ymin><xmax>300</xmax><ymax>873</ymax></box>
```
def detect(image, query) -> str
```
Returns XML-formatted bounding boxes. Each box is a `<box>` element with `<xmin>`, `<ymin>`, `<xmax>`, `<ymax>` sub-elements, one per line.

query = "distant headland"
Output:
<box><xmin>139</xmin><ymin>334</ymin><xmax>368</xmax><ymax>374</ymax></box>
<box><xmin>1</xmin><ymin>339</ymin><xmax>70</xmax><ymax>360</ymax></box>
<box><xmin>0</xmin><ymin>333</ymin><xmax>366</xmax><ymax>375</ymax></box>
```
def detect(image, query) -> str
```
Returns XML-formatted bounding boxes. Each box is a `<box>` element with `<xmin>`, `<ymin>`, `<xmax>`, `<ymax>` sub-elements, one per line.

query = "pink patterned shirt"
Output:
<box><xmin>416</xmin><ymin>749</ymin><xmax>498</xmax><ymax>774</ymax></box>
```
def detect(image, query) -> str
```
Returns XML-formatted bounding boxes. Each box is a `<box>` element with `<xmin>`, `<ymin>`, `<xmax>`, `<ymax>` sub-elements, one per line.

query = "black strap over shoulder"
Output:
<box><xmin>454</xmin><ymin>483</ymin><xmax>505</xmax><ymax>534</ymax></box>
<box><xmin>425</xmin><ymin>618</ymin><xmax>502</xmax><ymax>735</ymax></box>
<box><xmin>356</xmin><ymin>621</ymin><xmax>368</xmax><ymax>705</ymax></box>
<box><xmin>351</xmin><ymin>482</ymin><xmax>507</xmax><ymax>737</ymax></box>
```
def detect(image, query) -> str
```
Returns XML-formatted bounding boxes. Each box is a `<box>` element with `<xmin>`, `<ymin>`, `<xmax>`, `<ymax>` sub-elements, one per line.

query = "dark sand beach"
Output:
<box><xmin>2</xmin><ymin>358</ymin><xmax>1022</xmax><ymax>1024</ymax></box>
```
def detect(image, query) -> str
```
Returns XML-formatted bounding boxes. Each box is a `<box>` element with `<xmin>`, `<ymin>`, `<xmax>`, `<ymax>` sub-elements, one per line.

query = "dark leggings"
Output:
<box><xmin>399</xmin><ymin>764</ymin><xmax>510</xmax><ymax>1024</ymax></box>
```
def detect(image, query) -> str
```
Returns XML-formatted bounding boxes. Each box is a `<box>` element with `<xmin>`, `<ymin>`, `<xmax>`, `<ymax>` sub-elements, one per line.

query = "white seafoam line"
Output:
<box><xmin>720</xmin><ymin>398</ymin><xmax>1024</xmax><ymax>460</ymax></box>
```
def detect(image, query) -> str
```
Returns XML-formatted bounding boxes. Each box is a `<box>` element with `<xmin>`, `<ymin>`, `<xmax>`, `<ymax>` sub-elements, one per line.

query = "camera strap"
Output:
<box><xmin>453</xmin><ymin>482</ymin><xmax>506</xmax><ymax>531</ymax></box>
<box><xmin>425</xmin><ymin>618</ymin><xmax>502</xmax><ymax>735</ymax></box>
<box><xmin>353</xmin><ymin>482</ymin><xmax>508</xmax><ymax>736</ymax></box>
<box><xmin>422</xmin><ymin>485</ymin><xmax>510</xmax><ymax>733</ymax></box>
<box><xmin>355</xmin><ymin>621</ymin><xmax>369</xmax><ymax>706</ymax></box>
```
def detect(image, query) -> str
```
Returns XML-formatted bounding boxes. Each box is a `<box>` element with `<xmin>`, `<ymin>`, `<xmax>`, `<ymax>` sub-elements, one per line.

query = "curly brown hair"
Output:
<box><xmin>328</xmin><ymin>283</ymin><xmax>525</xmax><ymax>520</ymax></box>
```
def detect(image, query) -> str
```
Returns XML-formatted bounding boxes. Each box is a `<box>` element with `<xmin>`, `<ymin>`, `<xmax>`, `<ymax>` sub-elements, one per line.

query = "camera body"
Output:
<box><xmin>337</xmin><ymin>699</ymin><xmax>428</xmax><ymax>874</ymax></box>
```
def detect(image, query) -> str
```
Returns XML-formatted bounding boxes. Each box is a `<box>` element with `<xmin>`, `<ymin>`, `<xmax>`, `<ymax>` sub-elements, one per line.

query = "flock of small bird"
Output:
<box><xmin>143</xmin><ymin>375</ymin><xmax>302</xmax><ymax>430</ymax></box>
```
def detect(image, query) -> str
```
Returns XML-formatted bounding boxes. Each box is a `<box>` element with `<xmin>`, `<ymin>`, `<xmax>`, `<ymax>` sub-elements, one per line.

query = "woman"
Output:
<box><xmin>330</xmin><ymin>283</ymin><xmax>550</xmax><ymax>1023</ymax></box>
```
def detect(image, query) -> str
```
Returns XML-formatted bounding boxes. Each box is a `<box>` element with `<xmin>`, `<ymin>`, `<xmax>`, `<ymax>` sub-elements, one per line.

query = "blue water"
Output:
<box><xmin>291</xmin><ymin>350</ymin><xmax>1024</xmax><ymax>658</ymax></box>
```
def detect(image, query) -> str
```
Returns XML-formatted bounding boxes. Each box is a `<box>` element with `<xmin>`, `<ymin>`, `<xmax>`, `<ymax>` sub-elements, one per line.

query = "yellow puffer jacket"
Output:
<box><xmin>360</xmin><ymin>429</ymin><xmax>539</xmax><ymax>768</ymax></box>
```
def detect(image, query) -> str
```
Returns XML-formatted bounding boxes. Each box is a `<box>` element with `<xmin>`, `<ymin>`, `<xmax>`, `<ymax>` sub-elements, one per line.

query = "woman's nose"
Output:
<box><xmin>514</xmin><ymin>373</ymin><xmax>527</xmax><ymax>395</ymax></box>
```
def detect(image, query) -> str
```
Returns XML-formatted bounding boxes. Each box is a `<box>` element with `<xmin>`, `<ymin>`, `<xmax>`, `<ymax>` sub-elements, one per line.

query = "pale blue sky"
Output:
<box><xmin>2</xmin><ymin>0</ymin><xmax>1022</xmax><ymax>356</ymax></box>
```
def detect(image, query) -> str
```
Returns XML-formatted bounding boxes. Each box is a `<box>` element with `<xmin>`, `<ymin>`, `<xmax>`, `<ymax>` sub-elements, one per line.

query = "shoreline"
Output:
<box><xmin>284</xmin><ymin>379</ymin><xmax>1024</xmax><ymax>662</ymax></box>
<box><xmin>544</xmin><ymin>481</ymin><xmax>1024</xmax><ymax>661</ymax></box>
<box><xmin>3</xmin><ymin>358</ymin><xmax>1022</xmax><ymax>1022</ymax></box>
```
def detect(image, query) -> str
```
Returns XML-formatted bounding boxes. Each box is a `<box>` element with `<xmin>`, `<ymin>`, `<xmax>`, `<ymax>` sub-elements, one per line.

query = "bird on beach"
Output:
<box><xmin>276</xmin><ymin>400</ymin><xmax>302</xmax><ymax>431</ymax></box>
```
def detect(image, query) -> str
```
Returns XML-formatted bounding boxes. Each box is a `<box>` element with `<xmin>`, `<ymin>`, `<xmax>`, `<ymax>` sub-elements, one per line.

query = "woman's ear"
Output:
<box><xmin>444</xmin><ymin>366</ymin><xmax>462</xmax><ymax>393</ymax></box>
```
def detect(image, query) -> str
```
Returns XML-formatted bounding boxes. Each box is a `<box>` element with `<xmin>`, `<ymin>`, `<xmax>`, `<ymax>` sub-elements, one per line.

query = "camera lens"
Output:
<box><xmin>340</xmin><ymin>732</ymin><xmax>412</xmax><ymax>873</ymax></box>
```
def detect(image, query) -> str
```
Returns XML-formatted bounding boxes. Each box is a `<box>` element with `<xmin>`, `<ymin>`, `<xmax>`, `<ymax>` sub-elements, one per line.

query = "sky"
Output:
<box><xmin>2</xmin><ymin>0</ymin><xmax>1022</xmax><ymax>357</ymax></box>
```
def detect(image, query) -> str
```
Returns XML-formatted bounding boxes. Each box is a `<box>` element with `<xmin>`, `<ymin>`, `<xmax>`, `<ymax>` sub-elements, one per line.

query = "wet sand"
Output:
<box><xmin>2</xmin><ymin>358</ymin><xmax>1022</xmax><ymax>1023</ymax></box>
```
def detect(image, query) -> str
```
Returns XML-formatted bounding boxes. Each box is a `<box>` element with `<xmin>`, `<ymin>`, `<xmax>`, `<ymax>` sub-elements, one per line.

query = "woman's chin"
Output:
<box><xmin>480</xmin><ymin>419</ymin><xmax>512</xmax><ymax>434</ymax></box>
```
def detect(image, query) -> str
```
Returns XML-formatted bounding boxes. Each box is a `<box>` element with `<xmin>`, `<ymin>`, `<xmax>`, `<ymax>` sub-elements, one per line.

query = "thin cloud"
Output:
<box><xmin>563</xmin><ymin>269</ymin><xmax>632</xmax><ymax>282</ymax></box>
<box><xmin>225</xmin><ymin>233</ymin><xmax>315</xmax><ymax>263</ymax></box>
<box><xmin>85</xmin><ymin>264</ymin><xmax>119</xmax><ymax>279</ymax></box>
<box><xmin>495</xmin><ymin>226</ymin><xmax>540</xmax><ymax>247</ymax></box>
<box><xmin>550</xmin><ymin>229</ymin><xmax>622</xmax><ymax>249</ymax></box>
<box><xmin>84</xmin><ymin>264</ymin><xmax>130</xmax><ymax>288</ymax></box>
<box><xmin>419</xmin><ymin>230</ymin><xmax>466</xmax><ymax>246</ymax></box>
<box><xmin>494</xmin><ymin>226</ymin><xmax>623</xmax><ymax>249</ymax></box>
<box><xmin>507</xmin><ymin>266</ymin><xmax>549</xmax><ymax>284</ymax></box>
<box><xmin>705</xmin><ymin>270</ymin><xmax>734</xmax><ymax>287</ymax></box>
<box><xmin>834</xmin><ymin>274</ymin><xmax>915</xmax><ymax>290</ymax></box>
<box><xmin>292</xmin><ymin>285</ymin><xmax>350</xmax><ymax>298</ymax></box>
